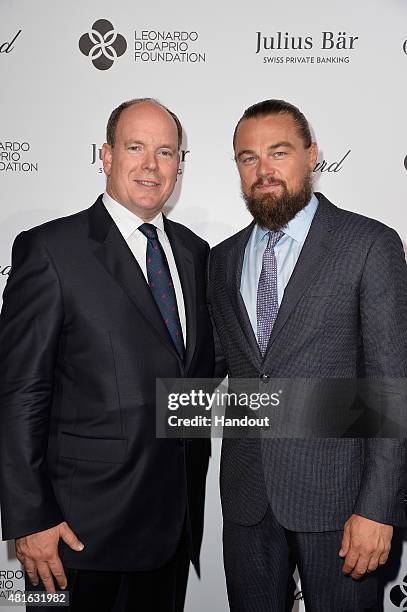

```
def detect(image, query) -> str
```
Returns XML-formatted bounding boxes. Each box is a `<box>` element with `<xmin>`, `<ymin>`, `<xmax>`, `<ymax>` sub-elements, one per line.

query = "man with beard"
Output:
<box><xmin>208</xmin><ymin>99</ymin><xmax>407</xmax><ymax>611</ymax></box>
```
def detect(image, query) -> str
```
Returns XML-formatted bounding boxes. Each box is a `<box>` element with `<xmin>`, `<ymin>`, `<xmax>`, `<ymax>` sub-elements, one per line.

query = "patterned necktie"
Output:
<box><xmin>256</xmin><ymin>230</ymin><xmax>284</xmax><ymax>356</ymax></box>
<box><xmin>138</xmin><ymin>223</ymin><xmax>185</xmax><ymax>358</ymax></box>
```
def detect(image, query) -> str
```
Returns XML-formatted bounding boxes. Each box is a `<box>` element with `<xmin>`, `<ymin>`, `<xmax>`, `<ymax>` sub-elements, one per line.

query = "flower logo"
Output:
<box><xmin>79</xmin><ymin>19</ymin><xmax>127</xmax><ymax>71</ymax></box>
<box><xmin>390</xmin><ymin>575</ymin><xmax>407</xmax><ymax>609</ymax></box>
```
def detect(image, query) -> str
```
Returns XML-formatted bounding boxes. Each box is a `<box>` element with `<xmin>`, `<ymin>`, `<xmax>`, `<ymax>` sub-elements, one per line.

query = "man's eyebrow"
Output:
<box><xmin>268</xmin><ymin>141</ymin><xmax>294</xmax><ymax>150</ymax></box>
<box><xmin>236</xmin><ymin>149</ymin><xmax>256</xmax><ymax>160</ymax></box>
<box><xmin>124</xmin><ymin>140</ymin><xmax>177</xmax><ymax>150</ymax></box>
<box><xmin>124</xmin><ymin>139</ymin><xmax>144</xmax><ymax>146</ymax></box>
<box><xmin>158</xmin><ymin>143</ymin><xmax>177</xmax><ymax>150</ymax></box>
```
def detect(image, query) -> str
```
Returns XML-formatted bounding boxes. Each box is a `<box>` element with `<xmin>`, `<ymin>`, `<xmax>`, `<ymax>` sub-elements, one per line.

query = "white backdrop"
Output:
<box><xmin>1</xmin><ymin>0</ymin><xmax>407</xmax><ymax>610</ymax></box>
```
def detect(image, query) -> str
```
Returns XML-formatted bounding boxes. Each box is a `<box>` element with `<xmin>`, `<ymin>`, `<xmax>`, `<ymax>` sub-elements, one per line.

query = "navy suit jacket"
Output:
<box><xmin>0</xmin><ymin>196</ymin><xmax>215</xmax><ymax>572</ymax></box>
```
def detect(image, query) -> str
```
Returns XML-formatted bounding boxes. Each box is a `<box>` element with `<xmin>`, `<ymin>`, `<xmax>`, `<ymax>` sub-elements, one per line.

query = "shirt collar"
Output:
<box><xmin>102</xmin><ymin>192</ymin><xmax>165</xmax><ymax>240</ymax></box>
<box><xmin>254</xmin><ymin>193</ymin><xmax>319</xmax><ymax>246</ymax></box>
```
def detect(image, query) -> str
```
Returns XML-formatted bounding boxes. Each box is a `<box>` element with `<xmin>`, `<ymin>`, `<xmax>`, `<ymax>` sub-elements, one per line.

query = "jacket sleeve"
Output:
<box><xmin>353</xmin><ymin>226</ymin><xmax>407</xmax><ymax>525</ymax></box>
<box><xmin>0</xmin><ymin>230</ymin><xmax>64</xmax><ymax>540</ymax></box>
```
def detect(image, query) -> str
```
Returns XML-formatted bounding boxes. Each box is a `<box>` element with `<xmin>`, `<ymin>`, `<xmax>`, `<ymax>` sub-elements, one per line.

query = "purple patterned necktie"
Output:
<box><xmin>138</xmin><ymin>223</ymin><xmax>185</xmax><ymax>358</ymax></box>
<box><xmin>256</xmin><ymin>230</ymin><xmax>284</xmax><ymax>356</ymax></box>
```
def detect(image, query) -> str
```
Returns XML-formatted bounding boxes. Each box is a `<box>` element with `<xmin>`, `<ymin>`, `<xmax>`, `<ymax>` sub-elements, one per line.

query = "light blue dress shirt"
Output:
<box><xmin>240</xmin><ymin>194</ymin><xmax>319</xmax><ymax>338</ymax></box>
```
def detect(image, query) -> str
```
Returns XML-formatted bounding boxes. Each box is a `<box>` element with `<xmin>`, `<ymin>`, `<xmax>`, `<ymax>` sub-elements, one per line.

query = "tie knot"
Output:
<box><xmin>266</xmin><ymin>230</ymin><xmax>283</xmax><ymax>249</ymax></box>
<box><xmin>139</xmin><ymin>223</ymin><xmax>158</xmax><ymax>241</ymax></box>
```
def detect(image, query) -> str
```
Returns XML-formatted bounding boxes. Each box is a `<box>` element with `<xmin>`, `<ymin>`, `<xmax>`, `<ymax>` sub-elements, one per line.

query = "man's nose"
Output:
<box><xmin>256</xmin><ymin>156</ymin><xmax>276</xmax><ymax>178</ymax></box>
<box><xmin>142</xmin><ymin>151</ymin><xmax>158</xmax><ymax>171</ymax></box>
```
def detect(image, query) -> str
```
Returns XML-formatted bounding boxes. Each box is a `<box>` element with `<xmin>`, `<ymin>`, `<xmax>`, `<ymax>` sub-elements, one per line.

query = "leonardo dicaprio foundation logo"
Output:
<box><xmin>79</xmin><ymin>19</ymin><xmax>127</xmax><ymax>70</ymax></box>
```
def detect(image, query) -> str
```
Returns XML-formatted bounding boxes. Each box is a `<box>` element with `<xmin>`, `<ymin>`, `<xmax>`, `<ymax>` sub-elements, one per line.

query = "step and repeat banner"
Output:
<box><xmin>1</xmin><ymin>0</ymin><xmax>407</xmax><ymax>610</ymax></box>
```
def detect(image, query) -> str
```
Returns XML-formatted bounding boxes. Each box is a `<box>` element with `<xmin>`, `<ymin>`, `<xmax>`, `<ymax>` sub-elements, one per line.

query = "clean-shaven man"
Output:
<box><xmin>208</xmin><ymin>99</ymin><xmax>407</xmax><ymax>611</ymax></box>
<box><xmin>0</xmin><ymin>98</ymin><xmax>214</xmax><ymax>612</ymax></box>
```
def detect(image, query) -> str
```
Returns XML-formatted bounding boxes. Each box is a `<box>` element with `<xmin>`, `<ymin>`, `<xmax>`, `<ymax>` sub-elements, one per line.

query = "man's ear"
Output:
<box><xmin>308</xmin><ymin>142</ymin><xmax>318</xmax><ymax>170</ymax></box>
<box><xmin>101</xmin><ymin>143</ymin><xmax>112</xmax><ymax>177</ymax></box>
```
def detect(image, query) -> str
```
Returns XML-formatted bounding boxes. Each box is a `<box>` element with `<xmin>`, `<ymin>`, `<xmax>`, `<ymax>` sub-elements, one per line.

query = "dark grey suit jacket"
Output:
<box><xmin>208</xmin><ymin>192</ymin><xmax>407</xmax><ymax>531</ymax></box>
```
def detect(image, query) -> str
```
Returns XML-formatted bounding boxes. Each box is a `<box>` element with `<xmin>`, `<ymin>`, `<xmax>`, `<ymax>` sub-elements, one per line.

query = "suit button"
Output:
<box><xmin>260</xmin><ymin>374</ymin><xmax>270</xmax><ymax>383</ymax></box>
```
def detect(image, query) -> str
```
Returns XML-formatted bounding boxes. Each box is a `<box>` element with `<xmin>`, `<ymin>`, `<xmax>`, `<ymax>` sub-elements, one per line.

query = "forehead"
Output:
<box><xmin>234</xmin><ymin>113</ymin><xmax>303</xmax><ymax>149</ymax></box>
<box><xmin>115</xmin><ymin>103</ymin><xmax>178</xmax><ymax>143</ymax></box>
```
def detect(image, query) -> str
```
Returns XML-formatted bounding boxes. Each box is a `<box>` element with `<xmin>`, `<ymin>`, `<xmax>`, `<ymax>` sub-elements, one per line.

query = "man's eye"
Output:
<box><xmin>128</xmin><ymin>145</ymin><xmax>142</xmax><ymax>152</ymax></box>
<box><xmin>273</xmin><ymin>151</ymin><xmax>287</xmax><ymax>158</ymax></box>
<box><xmin>241</xmin><ymin>156</ymin><xmax>256</xmax><ymax>165</ymax></box>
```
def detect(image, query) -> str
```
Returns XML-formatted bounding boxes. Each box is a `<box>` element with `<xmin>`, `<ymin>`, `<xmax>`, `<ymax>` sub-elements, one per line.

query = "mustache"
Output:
<box><xmin>251</xmin><ymin>176</ymin><xmax>286</xmax><ymax>191</ymax></box>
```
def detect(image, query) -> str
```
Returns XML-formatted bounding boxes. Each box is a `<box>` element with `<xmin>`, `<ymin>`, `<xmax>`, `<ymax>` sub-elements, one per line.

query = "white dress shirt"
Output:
<box><xmin>102</xmin><ymin>192</ymin><xmax>186</xmax><ymax>346</ymax></box>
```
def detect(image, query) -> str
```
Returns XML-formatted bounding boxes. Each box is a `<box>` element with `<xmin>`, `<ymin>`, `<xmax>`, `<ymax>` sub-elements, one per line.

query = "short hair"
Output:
<box><xmin>233</xmin><ymin>99</ymin><xmax>313</xmax><ymax>150</ymax></box>
<box><xmin>106</xmin><ymin>97</ymin><xmax>183</xmax><ymax>150</ymax></box>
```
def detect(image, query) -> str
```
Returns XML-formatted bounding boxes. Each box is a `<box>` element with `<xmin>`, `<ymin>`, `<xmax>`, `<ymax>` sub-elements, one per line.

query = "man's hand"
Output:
<box><xmin>15</xmin><ymin>522</ymin><xmax>84</xmax><ymax>593</ymax></box>
<box><xmin>339</xmin><ymin>514</ymin><xmax>393</xmax><ymax>579</ymax></box>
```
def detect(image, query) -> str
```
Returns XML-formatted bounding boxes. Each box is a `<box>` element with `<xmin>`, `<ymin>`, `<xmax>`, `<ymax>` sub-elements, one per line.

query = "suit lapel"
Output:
<box><xmin>264</xmin><ymin>194</ymin><xmax>338</xmax><ymax>358</ymax></box>
<box><xmin>225</xmin><ymin>222</ymin><xmax>263</xmax><ymax>369</ymax></box>
<box><xmin>164</xmin><ymin>218</ymin><xmax>196</xmax><ymax>372</ymax></box>
<box><xmin>88</xmin><ymin>197</ymin><xmax>181</xmax><ymax>361</ymax></box>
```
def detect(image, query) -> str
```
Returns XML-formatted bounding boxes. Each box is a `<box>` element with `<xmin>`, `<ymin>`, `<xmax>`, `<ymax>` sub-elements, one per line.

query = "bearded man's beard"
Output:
<box><xmin>243</xmin><ymin>171</ymin><xmax>313</xmax><ymax>231</ymax></box>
